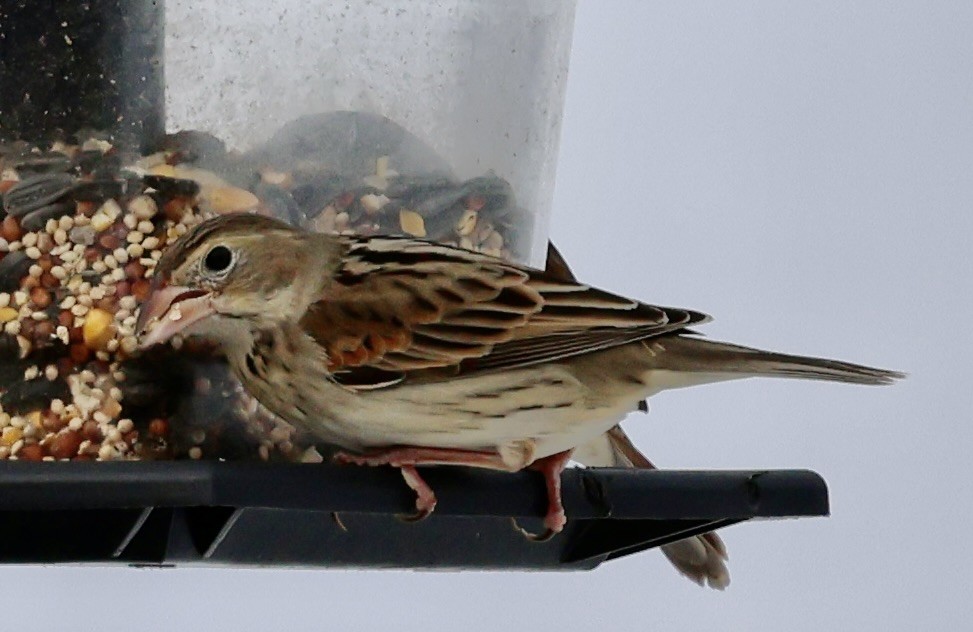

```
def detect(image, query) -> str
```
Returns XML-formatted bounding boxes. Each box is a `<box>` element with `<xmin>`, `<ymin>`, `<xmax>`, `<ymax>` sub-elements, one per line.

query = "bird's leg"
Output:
<box><xmin>398</xmin><ymin>465</ymin><xmax>438</xmax><ymax>522</ymax></box>
<box><xmin>513</xmin><ymin>449</ymin><xmax>574</xmax><ymax>542</ymax></box>
<box><xmin>333</xmin><ymin>446</ymin><xmax>514</xmax><ymax>469</ymax></box>
<box><xmin>333</xmin><ymin>446</ymin><xmax>516</xmax><ymax>522</ymax></box>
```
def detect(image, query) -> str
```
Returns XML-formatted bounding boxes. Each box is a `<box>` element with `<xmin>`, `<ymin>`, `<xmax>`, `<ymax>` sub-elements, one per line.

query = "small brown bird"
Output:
<box><xmin>137</xmin><ymin>213</ymin><xmax>902</xmax><ymax>537</ymax></box>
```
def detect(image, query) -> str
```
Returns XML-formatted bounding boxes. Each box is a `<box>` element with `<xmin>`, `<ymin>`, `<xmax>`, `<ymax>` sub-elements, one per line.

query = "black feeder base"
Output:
<box><xmin>0</xmin><ymin>462</ymin><xmax>828</xmax><ymax>569</ymax></box>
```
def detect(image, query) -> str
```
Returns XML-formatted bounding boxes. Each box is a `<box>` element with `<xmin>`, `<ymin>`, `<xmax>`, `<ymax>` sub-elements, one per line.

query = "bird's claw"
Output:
<box><xmin>396</xmin><ymin>507</ymin><xmax>434</xmax><ymax>523</ymax></box>
<box><xmin>510</xmin><ymin>518</ymin><xmax>558</xmax><ymax>542</ymax></box>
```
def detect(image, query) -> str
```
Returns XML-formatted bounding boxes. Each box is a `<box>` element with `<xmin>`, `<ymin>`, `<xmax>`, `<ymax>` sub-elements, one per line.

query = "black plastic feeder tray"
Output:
<box><xmin>0</xmin><ymin>462</ymin><xmax>828</xmax><ymax>569</ymax></box>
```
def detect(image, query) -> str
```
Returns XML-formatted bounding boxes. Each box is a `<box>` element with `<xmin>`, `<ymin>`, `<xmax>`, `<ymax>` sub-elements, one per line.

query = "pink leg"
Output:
<box><xmin>399</xmin><ymin>465</ymin><xmax>438</xmax><ymax>522</ymax></box>
<box><xmin>514</xmin><ymin>449</ymin><xmax>574</xmax><ymax>542</ymax></box>
<box><xmin>334</xmin><ymin>446</ymin><xmax>514</xmax><ymax>470</ymax></box>
<box><xmin>333</xmin><ymin>446</ymin><xmax>514</xmax><ymax>522</ymax></box>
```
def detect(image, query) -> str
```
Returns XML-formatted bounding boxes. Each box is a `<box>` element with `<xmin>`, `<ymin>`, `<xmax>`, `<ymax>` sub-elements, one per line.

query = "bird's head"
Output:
<box><xmin>136</xmin><ymin>213</ymin><xmax>342</xmax><ymax>350</ymax></box>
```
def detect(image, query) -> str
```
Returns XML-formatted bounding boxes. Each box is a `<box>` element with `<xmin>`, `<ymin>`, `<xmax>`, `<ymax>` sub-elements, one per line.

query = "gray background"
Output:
<box><xmin>4</xmin><ymin>1</ymin><xmax>971</xmax><ymax>629</ymax></box>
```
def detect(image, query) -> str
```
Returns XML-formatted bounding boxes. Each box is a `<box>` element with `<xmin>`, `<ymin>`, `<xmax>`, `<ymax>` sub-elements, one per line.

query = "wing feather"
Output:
<box><xmin>305</xmin><ymin>236</ymin><xmax>710</xmax><ymax>390</ymax></box>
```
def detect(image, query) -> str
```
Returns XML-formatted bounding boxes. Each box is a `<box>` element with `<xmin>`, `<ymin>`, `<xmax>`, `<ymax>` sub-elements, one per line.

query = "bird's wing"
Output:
<box><xmin>300</xmin><ymin>236</ymin><xmax>710</xmax><ymax>388</ymax></box>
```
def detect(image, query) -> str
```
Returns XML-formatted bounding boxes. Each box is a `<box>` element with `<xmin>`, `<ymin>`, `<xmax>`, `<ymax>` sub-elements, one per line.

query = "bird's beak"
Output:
<box><xmin>136</xmin><ymin>285</ymin><xmax>216</xmax><ymax>349</ymax></box>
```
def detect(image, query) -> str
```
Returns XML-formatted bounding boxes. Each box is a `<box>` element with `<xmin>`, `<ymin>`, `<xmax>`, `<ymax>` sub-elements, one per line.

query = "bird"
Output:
<box><xmin>574</xmin><ymin>426</ymin><xmax>730</xmax><ymax>589</ymax></box>
<box><xmin>136</xmin><ymin>212</ymin><xmax>903</xmax><ymax>538</ymax></box>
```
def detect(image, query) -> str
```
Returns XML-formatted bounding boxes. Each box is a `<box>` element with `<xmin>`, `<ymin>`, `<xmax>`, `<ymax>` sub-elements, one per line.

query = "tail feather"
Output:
<box><xmin>654</xmin><ymin>335</ymin><xmax>905</xmax><ymax>386</ymax></box>
<box><xmin>572</xmin><ymin>426</ymin><xmax>731</xmax><ymax>590</ymax></box>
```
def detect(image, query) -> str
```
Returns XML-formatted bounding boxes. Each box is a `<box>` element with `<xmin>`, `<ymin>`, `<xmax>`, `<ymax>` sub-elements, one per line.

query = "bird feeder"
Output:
<box><xmin>0</xmin><ymin>0</ymin><xmax>829</xmax><ymax>570</ymax></box>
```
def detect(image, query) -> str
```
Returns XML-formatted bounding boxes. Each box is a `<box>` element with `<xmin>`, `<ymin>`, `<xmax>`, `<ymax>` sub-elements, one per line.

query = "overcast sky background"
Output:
<box><xmin>4</xmin><ymin>1</ymin><xmax>972</xmax><ymax>630</ymax></box>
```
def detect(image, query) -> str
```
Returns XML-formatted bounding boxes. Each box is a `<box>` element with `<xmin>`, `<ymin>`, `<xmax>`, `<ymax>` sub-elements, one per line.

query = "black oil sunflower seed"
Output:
<box><xmin>0</xmin><ymin>377</ymin><xmax>71</xmax><ymax>415</ymax></box>
<box><xmin>0</xmin><ymin>251</ymin><xmax>33</xmax><ymax>292</ymax></box>
<box><xmin>8</xmin><ymin>151</ymin><xmax>74</xmax><ymax>175</ymax></box>
<box><xmin>20</xmin><ymin>201</ymin><xmax>76</xmax><ymax>231</ymax></box>
<box><xmin>72</xmin><ymin>179</ymin><xmax>128</xmax><ymax>203</ymax></box>
<box><xmin>2</xmin><ymin>173</ymin><xmax>77</xmax><ymax>217</ymax></box>
<box><xmin>142</xmin><ymin>174</ymin><xmax>200</xmax><ymax>198</ymax></box>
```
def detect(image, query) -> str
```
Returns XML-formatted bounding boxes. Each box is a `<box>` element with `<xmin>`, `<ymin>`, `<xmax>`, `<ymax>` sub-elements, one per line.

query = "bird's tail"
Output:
<box><xmin>649</xmin><ymin>335</ymin><xmax>904</xmax><ymax>387</ymax></box>
<box><xmin>572</xmin><ymin>426</ymin><xmax>730</xmax><ymax>590</ymax></box>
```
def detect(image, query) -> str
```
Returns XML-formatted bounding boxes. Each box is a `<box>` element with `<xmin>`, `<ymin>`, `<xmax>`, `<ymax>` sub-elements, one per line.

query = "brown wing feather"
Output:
<box><xmin>302</xmin><ymin>236</ymin><xmax>710</xmax><ymax>389</ymax></box>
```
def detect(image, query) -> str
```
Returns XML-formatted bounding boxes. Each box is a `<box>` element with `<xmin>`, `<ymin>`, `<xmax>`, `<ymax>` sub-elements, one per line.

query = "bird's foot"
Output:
<box><xmin>512</xmin><ymin>449</ymin><xmax>573</xmax><ymax>542</ymax></box>
<box><xmin>398</xmin><ymin>465</ymin><xmax>437</xmax><ymax>522</ymax></box>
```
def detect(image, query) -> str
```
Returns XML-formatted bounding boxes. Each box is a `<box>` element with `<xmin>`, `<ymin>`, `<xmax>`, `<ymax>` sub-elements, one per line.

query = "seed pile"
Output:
<box><xmin>0</xmin><ymin>123</ymin><xmax>525</xmax><ymax>462</ymax></box>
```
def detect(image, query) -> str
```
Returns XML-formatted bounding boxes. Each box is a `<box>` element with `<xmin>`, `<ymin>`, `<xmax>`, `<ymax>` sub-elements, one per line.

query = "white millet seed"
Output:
<box><xmin>50</xmin><ymin>265</ymin><xmax>67</xmax><ymax>280</ymax></box>
<box><xmin>44</xmin><ymin>365</ymin><xmax>58</xmax><ymax>381</ymax></box>
<box><xmin>13</xmin><ymin>291</ymin><xmax>28</xmax><ymax>305</ymax></box>
<box><xmin>100</xmin><ymin>199</ymin><xmax>122</xmax><ymax>220</ymax></box>
<box><xmin>23</xmin><ymin>366</ymin><xmax>40</xmax><ymax>380</ymax></box>
<box><xmin>58</xmin><ymin>216</ymin><xmax>74</xmax><ymax>231</ymax></box>
<box><xmin>116</xmin><ymin>418</ymin><xmax>134</xmax><ymax>434</ymax></box>
<box><xmin>28</xmin><ymin>264</ymin><xmax>42</xmax><ymax>278</ymax></box>
<box><xmin>21</xmin><ymin>232</ymin><xmax>37</xmax><ymax>247</ymax></box>
<box><xmin>45</xmin><ymin>218</ymin><xmax>58</xmax><ymax>234</ymax></box>
<box><xmin>103</xmin><ymin>255</ymin><xmax>118</xmax><ymax>269</ymax></box>
<box><xmin>53</xmin><ymin>228</ymin><xmax>68</xmax><ymax>245</ymax></box>
<box><xmin>119</xmin><ymin>296</ymin><xmax>137</xmax><ymax>311</ymax></box>
<box><xmin>112</xmin><ymin>248</ymin><xmax>129</xmax><ymax>264</ymax></box>
<box><xmin>119</xmin><ymin>336</ymin><xmax>138</xmax><ymax>355</ymax></box>
<box><xmin>59</xmin><ymin>295</ymin><xmax>76</xmax><ymax>309</ymax></box>
<box><xmin>30</xmin><ymin>311</ymin><xmax>47</xmax><ymax>321</ymax></box>
<box><xmin>126</xmin><ymin>231</ymin><xmax>144</xmax><ymax>244</ymax></box>
<box><xmin>90</xmin><ymin>213</ymin><xmax>112</xmax><ymax>232</ymax></box>
<box><xmin>142</xmin><ymin>236</ymin><xmax>160</xmax><ymax>250</ymax></box>
<box><xmin>123</xmin><ymin>214</ymin><xmax>138</xmax><ymax>230</ymax></box>
<box><xmin>0</xmin><ymin>293</ymin><xmax>8</xmax><ymax>308</ymax></box>
<box><xmin>129</xmin><ymin>195</ymin><xmax>158</xmax><ymax>220</ymax></box>
<box><xmin>25</xmin><ymin>246</ymin><xmax>41</xmax><ymax>259</ymax></box>
<box><xmin>126</xmin><ymin>243</ymin><xmax>144</xmax><ymax>258</ymax></box>
<box><xmin>70</xmin><ymin>304</ymin><xmax>89</xmax><ymax>317</ymax></box>
<box><xmin>68</xmin><ymin>417</ymin><xmax>84</xmax><ymax>431</ymax></box>
<box><xmin>97</xmin><ymin>444</ymin><xmax>114</xmax><ymax>460</ymax></box>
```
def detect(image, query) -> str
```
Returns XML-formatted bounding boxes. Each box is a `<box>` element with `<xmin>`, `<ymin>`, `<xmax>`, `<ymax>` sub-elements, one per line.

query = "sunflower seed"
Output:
<box><xmin>142</xmin><ymin>174</ymin><xmax>200</xmax><ymax>198</ymax></box>
<box><xmin>0</xmin><ymin>251</ymin><xmax>32</xmax><ymax>293</ymax></box>
<box><xmin>20</xmin><ymin>201</ymin><xmax>76</xmax><ymax>232</ymax></box>
<box><xmin>2</xmin><ymin>173</ymin><xmax>77</xmax><ymax>217</ymax></box>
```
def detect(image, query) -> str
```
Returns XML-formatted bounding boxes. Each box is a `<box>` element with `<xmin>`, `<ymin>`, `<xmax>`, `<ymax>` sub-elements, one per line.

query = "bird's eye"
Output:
<box><xmin>203</xmin><ymin>245</ymin><xmax>234</xmax><ymax>273</ymax></box>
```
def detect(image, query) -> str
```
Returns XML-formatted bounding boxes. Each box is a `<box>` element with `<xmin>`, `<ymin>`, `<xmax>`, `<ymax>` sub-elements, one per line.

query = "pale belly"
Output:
<box><xmin>238</xmin><ymin>350</ymin><xmax>639</xmax><ymax>462</ymax></box>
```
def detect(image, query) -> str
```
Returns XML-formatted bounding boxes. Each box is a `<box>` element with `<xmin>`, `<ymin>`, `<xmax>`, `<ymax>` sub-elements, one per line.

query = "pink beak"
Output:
<box><xmin>136</xmin><ymin>285</ymin><xmax>216</xmax><ymax>349</ymax></box>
